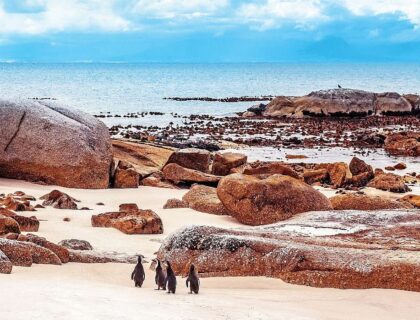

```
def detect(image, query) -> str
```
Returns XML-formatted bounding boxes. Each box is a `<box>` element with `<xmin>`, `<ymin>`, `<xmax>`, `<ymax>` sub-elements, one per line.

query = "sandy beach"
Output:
<box><xmin>1</xmin><ymin>177</ymin><xmax>419</xmax><ymax>320</ymax></box>
<box><xmin>2</xmin><ymin>3</ymin><xmax>420</xmax><ymax>319</ymax></box>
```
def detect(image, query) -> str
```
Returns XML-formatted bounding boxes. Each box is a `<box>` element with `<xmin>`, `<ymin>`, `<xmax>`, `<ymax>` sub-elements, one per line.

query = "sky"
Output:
<box><xmin>1</xmin><ymin>0</ymin><xmax>420</xmax><ymax>62</ymax></box>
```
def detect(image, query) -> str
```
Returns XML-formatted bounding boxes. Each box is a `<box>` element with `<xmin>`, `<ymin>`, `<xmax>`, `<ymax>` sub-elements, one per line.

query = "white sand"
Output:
<box><xmin>0</xmin><ymin>178</ymin><xmax>419</xmax><ymax>320</ymax></box>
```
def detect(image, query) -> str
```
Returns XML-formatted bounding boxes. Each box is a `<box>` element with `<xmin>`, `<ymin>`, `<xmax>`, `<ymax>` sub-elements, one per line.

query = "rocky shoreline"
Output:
<box><xmin>0</xmin><ymin>96</ymin><xmax>419</xmax><ymax>293</ymax></box>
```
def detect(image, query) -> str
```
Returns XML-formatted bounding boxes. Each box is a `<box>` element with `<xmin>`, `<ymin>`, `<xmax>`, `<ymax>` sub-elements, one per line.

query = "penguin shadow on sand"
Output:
<box><xmin>131</xmin><ymin>255</ymin><xmax>146</xmax><ymax>288</ymax></box>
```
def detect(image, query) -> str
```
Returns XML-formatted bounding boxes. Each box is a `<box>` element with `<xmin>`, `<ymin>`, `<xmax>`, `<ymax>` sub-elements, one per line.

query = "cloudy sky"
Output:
<box><xmin>1</xmin><ymin>0</ymin><xmax>420</xmax><ymax>62</ymax></box>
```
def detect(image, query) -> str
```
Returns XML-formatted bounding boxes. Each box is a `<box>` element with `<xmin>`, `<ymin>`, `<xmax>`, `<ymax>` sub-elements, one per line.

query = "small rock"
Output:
<box><xmin>58</xmin><ymin>239</ymin><xmax>93</xmax><ymax>251</ymax></box>
<box><xmin>40</xmin><ymin>190</ymin><xmax>79</xmax><ymax>209</ymax></box>
<box><xmin>163</xmin><ymin>199</ymin><xmax>188</xmax><ymax>209</ymax></box>
<box><xmin>394</xmin><ymin>163</ymin><xmax>407</xmax><ymax>170</ymax></box>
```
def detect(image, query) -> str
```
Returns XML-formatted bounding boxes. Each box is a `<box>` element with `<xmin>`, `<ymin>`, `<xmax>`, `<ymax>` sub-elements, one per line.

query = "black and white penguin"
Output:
<box><xmin>154</xmin><ymin>259</ymin><xmax>166</xmax><ymax>290</ymax></box>
<box><xmin>131</xmin><ymin>255</ymin><xmax>146</xmax><ymax>288</ymax></box>
<box><xmin>164</xmin><ymin>261</ymin><xmax>177</xmax><ymax>294</ymax></box>
<box><xmin>186</xmin><ymin>264</ymin><xmax>200</xmax><ymax>294</ymax></box>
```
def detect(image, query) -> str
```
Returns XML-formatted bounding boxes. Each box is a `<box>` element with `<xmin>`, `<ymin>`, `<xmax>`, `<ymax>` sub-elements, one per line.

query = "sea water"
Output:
<box><xmin>1</xmin><ymin>62</ymin><xmax>420</xmax><ymax>118</ymax></box>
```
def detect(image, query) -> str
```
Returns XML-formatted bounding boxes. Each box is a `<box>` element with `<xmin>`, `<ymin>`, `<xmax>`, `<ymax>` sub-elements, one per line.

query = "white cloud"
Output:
<box><xmin>237</xmin><ymin>0</ymin><xmax>326</xmax><ymax>30</ymax></box>
<box><xmin>0</xmin><ymin>0</ymin><xmax>131</xmax><ymax>34</ymax></box>
<box><xmin>132</xmin><ymin>0</ymin><xmax>229</xmax><ymax>19</ymax></box>
<box><xmin>1</xmin><ymin>0</ymin><xmax>420</xmax><ymax>36</ymax></box>
<box><xmin>342</xmin><ymin>0</ymin><xmax>420</xmax><ymax>26</ymax></box>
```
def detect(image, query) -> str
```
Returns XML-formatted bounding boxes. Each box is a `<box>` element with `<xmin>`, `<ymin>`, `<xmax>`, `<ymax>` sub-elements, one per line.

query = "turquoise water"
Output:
<box><xmin>1</xmin><ymin>63</ymin><xmax>420</xmax><ymax>116</ymax></box>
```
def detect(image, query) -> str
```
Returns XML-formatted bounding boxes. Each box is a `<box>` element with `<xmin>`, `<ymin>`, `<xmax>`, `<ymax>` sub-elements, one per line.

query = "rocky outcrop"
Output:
<box><xmin>249</xmin><ymin>89</ymin><xmax>417</xmax><ymax>118</ymax></box>
<box><xmin>0</xmin><ymin>99</ymin><xmax>112</xmax><ymax>188</ymax></box>
<box><xmin>182</xmin><ymin>185</ymin><xmax>229</xmax><ymax>215</ymax></box>
<box><xmin>330</xmin><ymin>193</ymin><xmax>413</xmax><ymax>210</ymax></box>
<box><xmin>58</xmin><ymin>239</ymin><xmax>93</xmax><ymax>251</ymax></box>
<box><xmin>384</xmin><ymin>132</ymin><xmax>420</xmax><ymax>157</ymax></box>
<box><xmin>112</xmin><ymin>160</ymin><xmax>139</xmax><ymax>188</ymax></box>
<box><xmin>40</xmin><ymin>190</ymin><xmax>79</xmax><ymax>209</ymax></box>
<box><xmin>294</xmin><ymin>89</ymin><xmax>376</xmax><ymax>117</ymax></box>
<box><xmin>112</xmin><ymin>140</ymin><xmax>173</xmax><ymax>177</ymax></box>
<box><xmin>163</xmin><ymin>163</ymin><xmax>221</xmax><ymax>185</ymax></box>
<box><xmin>166</xmin><ymin>148</ymin><xmax>211</xmax><ymax>173</ymax></box>
<box><xmin>217</xmin><ymin>174</ymin><xmax>332</xmax><ymax>225</ymax></box>
<box><xmin>367</xmin><ymin>173</ymin><xmax>410</xmax><ymax>193</ymax></box>
<box><xmin>91</xmin><ymin>204</ymin><xmax>163</xmax><ymax>234</ymax></box>
<box><xmin>211</xmin><ymin>152</ymin><xmax>247</xmax><ymax>176</ymax></box>
<box><xmin>158</xmin><ymin>209</ymin><xmax>420</xmax><ymax>291</ymax></box>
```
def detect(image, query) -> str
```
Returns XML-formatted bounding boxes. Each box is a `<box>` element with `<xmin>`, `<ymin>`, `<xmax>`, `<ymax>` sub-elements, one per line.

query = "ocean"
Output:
<box><xmin>1</xmin><ymin>62</ymin><xmax>420</xmax><ymax>119</ymax></box>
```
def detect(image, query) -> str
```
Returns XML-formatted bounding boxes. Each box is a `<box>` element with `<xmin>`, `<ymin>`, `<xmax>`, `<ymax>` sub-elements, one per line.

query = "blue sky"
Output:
<box><xmin>1</xmin><ymin>0</ymin><xmax>420</xmax><ymax>62</ymax></box>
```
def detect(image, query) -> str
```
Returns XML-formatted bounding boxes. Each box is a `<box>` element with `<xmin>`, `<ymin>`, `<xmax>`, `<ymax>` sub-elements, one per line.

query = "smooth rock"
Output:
<box><xmin>0</xmin><ymin>99</ymin><xmax>112</xmax><ymax>188</ymax></box>
<box><xmin>182</xmin><ymin>185</ymin><xmax>229</xmax><ymax>216</ymax></box>
<box><xmin>217</xmin><ymin>174</ymin><xmax>332</xmax><ymax>225</ymax></box>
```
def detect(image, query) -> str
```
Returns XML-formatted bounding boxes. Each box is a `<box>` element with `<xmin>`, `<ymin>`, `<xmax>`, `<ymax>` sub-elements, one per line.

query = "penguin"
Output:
<box><xmin>131</xmin><ymin>255</ymin><xmax>146</xmax><ymax>288</ymax></box>
<box><xmin>186</xmin><ymin>264</ymin><xmax>200</xmax><ymax>294</ymax></box>
<box><xmin>164</xmin><ymin>261</ymin><xmax>177</xmax><ymax>294</ymax></box>
<box><xmin>154</xmin><ymin>259</ymin><xmax>166</xmax><ymax>290</ymax></box>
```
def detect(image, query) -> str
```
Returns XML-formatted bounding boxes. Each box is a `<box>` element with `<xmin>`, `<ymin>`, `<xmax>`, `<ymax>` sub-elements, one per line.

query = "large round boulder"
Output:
<box><xmin>0</xmin><ymin>99</ymin><xmax>112</xmax><ymax>188</ymax></box>
<box><xmin>217</xmin><ymin>173</ymin><xmax>332</xmax><ymax>225</ymax></box>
